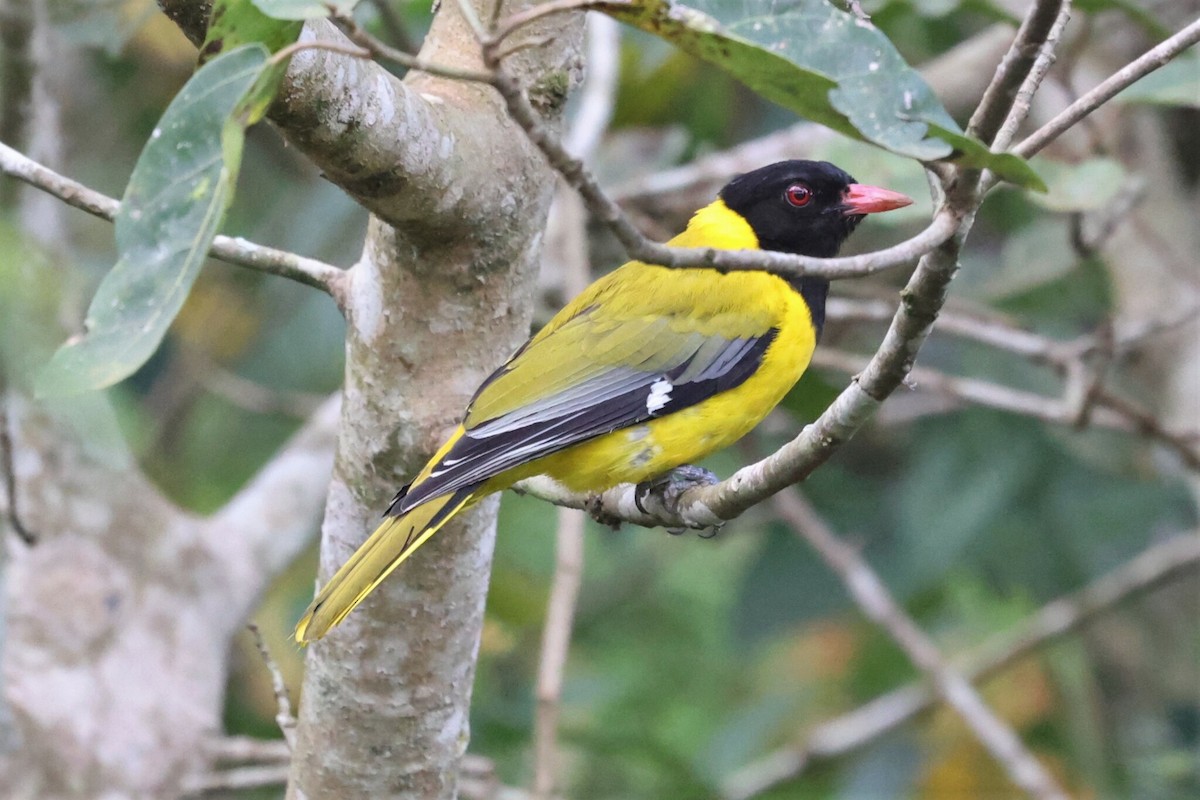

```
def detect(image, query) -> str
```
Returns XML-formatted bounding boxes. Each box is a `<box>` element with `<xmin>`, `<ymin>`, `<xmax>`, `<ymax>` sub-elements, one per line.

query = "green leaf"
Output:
<box><xmin>250</xmin><ymin>0</ymin><xmax>360</xmax><ymax>20</ymax></box>
<box><xmin>1118</xmin><ymin>55</ymin><xmax>1200</xmax><ymax>109</ymax></box>
<box><xmin>1029</xmin><ymin>157</ymin><xmax>1126</xmax><ymax>212</ymax></box>
<box><xmin>203</xmin><ymin>0</ymin><xmax>303</xmax><ymax>62</ymax></box>
<box><xmin>37</xmin><ymin>45</ymin><xmax>271</xmax><ymax>396</ymax></box>
<box><xmin>603</xmin><ymin>0</ymin><xmax>1043</xmax><ymax>189</ymax></box>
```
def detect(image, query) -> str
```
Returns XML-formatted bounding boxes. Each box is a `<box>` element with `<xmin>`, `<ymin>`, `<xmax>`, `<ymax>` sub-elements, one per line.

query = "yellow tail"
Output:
<box><xmin>295</xmin><ymin>489</ymin><xmax>477</xmax><ymax>643</ymax></box>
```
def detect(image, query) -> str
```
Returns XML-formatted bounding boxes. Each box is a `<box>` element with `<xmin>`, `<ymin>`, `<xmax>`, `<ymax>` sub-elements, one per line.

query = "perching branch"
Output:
<box><xmin>0</xmin><ymin>141</ymin><xmax>350</xmax><ymax>308</ymax></box>
<box><xmin>516</xmin><ymin>2</ymin><xmax>1200</xmax><ymax>535</ymax></box>
<box><xmin>772</xmin><ymin>490</ymin><xmax>1069</xmax><ymax>800</ymax></box>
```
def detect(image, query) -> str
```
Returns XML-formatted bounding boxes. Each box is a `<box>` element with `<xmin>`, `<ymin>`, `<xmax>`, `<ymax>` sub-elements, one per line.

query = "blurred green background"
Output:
<box><xmin>5</xmin><ymin>0</ymin><xmax>1198</xmax><ymax>798</ymax></box>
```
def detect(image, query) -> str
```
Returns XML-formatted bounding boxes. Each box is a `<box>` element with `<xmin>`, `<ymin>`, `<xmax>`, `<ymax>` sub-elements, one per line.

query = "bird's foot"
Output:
<box><xmin>635</xmin><ymin>465</ymin><xmax>724</xmax><ymax>538</ymax></box>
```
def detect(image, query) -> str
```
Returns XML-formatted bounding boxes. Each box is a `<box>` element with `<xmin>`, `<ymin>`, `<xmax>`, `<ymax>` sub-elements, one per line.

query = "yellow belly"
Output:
<box><xmin>515</xmin><ymin>271</ymin><xmax>817</xmax><ymax>492</ymax></box>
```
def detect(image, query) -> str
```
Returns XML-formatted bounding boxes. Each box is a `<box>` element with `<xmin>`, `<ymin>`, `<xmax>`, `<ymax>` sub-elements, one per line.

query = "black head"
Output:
<box><xmin>719</xmin><ymin>160</ymin><xmax>911</xmax><ymax>339</ymax></box>
<box><xmin>719</xmin><ymin>160</ymin><xmax>910</xmax><ymax>258</ymax></box>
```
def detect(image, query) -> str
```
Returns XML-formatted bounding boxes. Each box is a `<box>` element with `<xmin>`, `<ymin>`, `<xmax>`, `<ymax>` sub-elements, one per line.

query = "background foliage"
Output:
<box><xmin>4</xmin><ymin>0</ymin><xmax>1198</xmax><ymax>798</ymax></box>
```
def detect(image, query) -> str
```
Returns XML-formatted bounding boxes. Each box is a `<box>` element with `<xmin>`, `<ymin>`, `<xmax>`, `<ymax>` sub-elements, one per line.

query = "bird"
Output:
<box><xmin>295</xmin><ymin>160</ymin><xmax>912</xmax><ymax>643</ymax></box>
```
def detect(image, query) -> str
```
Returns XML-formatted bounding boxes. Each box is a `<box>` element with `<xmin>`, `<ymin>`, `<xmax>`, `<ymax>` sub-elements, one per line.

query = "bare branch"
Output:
<box><xmin>988</xmin><ymin>2</ymin><xmax>1073</xmax><ymax>153</ymax></box>
<box><xmin>564</xmin><ymin>14</ymin><xmax>620</xmax><ymax>161</ymax></box>
<box><xmin>248</xmin><ymin>624</ymin><xmax>297</xmax><ymax>749</ymax></box>
<box><xmin>531</xmin><ymin>508</ymin><xmax>585</xmax><ymax>800</ymax></box>
<box><xmin>202</xmin><ymin>363</ymin><xmax>328</xmax><ymax>418</ymax></box>
<box><xmin>490</xmin><ymin>0</ymin><xmax>620</xmax><ymax>47</ymax></box>
<box><xmin>181</xmin><ymin>764</ymin><xmax>290</xmax><ymax>796</ymax></box>
<box><xmin>205</xmin><ymin>394</ymin><xmax>339</xmax><ymax>601</ymax></box>
<box><xmin>0</xmin><ymin>0</ymin><xmax>34</xmax><ymax>208</ymax></box>
<box><xmin>0</xmin><ymin>397</ymin><xmax>34</xmax><ymax>544</ymax></box>
<box><xmin>811</xmin><ymin>348</ymin><xmax>1121</xmax><ymax>427</ymax></box>
<box><xmin>467</xmin><ymin>27</ymin><xmax>960</xmax><ymax>281</ymax></box>
<box><xmin>1015</xmin><ymin>18</ymin><xmax>1200</xmax><ymax>158</ymax></box>
<box><xmin>366</xmin><ymin>0</ymin><xmax>418</xmax><ymax>53</ymax></box>
<box><xmin>204</xmin><ymin>735</ymin><xmax>290</xmax><ymax>765</ymax></box>
<box><xmin>968</xmin><ymin>0</ymin><xmax>1068</xmax><ymax>146</ymax></box>
<box><xmin>723</xmin><ymin>532</ymin><xmax>1200</xmax><ymax>799</ymax></box>
<box><xmin>813</xmin><ymin>348</ymin><xmax>1200</xmax><ymax>468</ymax></box>
<box><xmin>772</xmin><ymin>490</ymin><xmax>1069</xmax><ymax>800</ymax></box>
<box><xmin>0</xmin><ymin>142</ymin><xmax>350</xmax><ymax>309</ymax></box>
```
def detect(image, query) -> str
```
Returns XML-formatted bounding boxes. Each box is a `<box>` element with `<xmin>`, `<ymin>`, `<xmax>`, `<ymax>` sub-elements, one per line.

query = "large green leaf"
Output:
<box><xmin>204</xmin><ymin>0</ymin><xmax>303</xmax><ymax>61</ymax></box>
<box><xmin>1029</xmin><ymin>156</ymin><xmax>1126</xmax><ymax>212</ymax></box>
<box><xmin>603</xmin><ymin>0</ymin><xmax>1043</xmax><ymax>188</ymax></box>
<box><xmin>37</xmin><ymin>45</ymin><xmax>271</xmax><ymax>396</ymax></box>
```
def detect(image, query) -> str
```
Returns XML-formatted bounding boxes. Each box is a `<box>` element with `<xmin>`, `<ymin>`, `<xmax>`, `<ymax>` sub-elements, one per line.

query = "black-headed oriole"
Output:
<box><xmin>296</xmin><ymin>160</ymin><xmax>911</xmax><ymax>643</ymax></box>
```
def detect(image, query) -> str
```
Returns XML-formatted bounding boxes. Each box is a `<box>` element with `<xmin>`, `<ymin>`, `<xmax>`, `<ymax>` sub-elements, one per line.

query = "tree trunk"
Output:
<box><xmin>285</xmin><ymin>5</ymin><xmax>584</xmax><ymax>797</ymax></box>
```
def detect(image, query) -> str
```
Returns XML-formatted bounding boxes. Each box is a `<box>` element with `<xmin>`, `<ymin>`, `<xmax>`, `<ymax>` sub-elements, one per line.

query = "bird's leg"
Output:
<box><xmin>635</xmin><ymin>465</ymin><xmax>724</xmax><ymax>537</ymax></box>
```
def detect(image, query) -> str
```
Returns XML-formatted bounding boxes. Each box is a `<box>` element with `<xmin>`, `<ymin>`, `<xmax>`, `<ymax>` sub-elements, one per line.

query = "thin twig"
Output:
<box><xmin>0</xmin><ymin>397</ymin><xmax>34</xmax><ymax>544</ymax></box>
<box><xmin>1094</xmin><ymin>389</ymin><xmax>1200</xmax><ymax>469</ymax></box>
<box><xmin>180</xmin><ymin>763</ymin><xmax>290</xmax><ymax>795</ymax></box>
<box><xmin>204</xmin><ymin>735</ymin><xmax>291</xmax><ymax>765</ymax></box>
<box><xmin>0</xmin><ymin>142</ymin><xmax>349</xmax><ymax>309</ymax></box>
<box><xmin>531</xmin><ymin>508</ymin><xmax>586</xmax><ymax>800</ymax></box>
<box><xmin>1015</xmin><ymin>18</ymin><xmax>1200</xmax><ymax>158</ymax></box>
<box><xmin>366</xmin><ymin>0</ymin><xmax>417</xmax><ymax>53</ymax></box>
<box><xmin>531</xmin><ymin>62</ymin><xmax>604</xmax><ymax>785</ymax></box>
<box><xmin>827</xmin><ymin>296</ymin><xmax>1073</xmax><ymax>365</ymax></box>
<box><xmin>466</xmin><ymin>16</ymin><xmax>960</xmax><ymax>281</ymax></box>
<box><xmin>247</xmin><ymin>623</ymin><xmax>296</xmax><ymax>749</ymax></box>
<box><xmin>722</xmin><ymin>532</ymin><xmax>1200</xmax><ymax>799</ymax></box>
<box><xmin>339</xmin><ymin>3</ymin><xmax>963</xmax><ymax>281</ymax></box>
<box><xmin>564</xmin><ymin>14</ymin><xmax>620</xmax><ymax>161</ymax></box>
<box><xmin>814</xmin><ymin>345</ymin><xmax>1200</xmax><ymax>467</ymax></box>
<box><xmin>811</xmin><ymin>348</ymin><xmax>1124</xmax><ymax>427</ymax></box>
<box><xmin>773</xmin><ymin>490</ymin><xmax>1070</xmax><ymax>800</ymax></box>
<box><xmin>268</xmin><ymin>39</ymin><xmax>371</xmax><ymax>69</ymax></box>
<box><xmin>988</xmin><ymin>1</ymin><xmax>1073</xmax><ymax>153</ymax></box>
<box><xmin>489</xmin><ymin>0</ymin><xmax>622</xmax><ymax>48</ymax></box>
<box><xmin>203</xmin><ymin>363</ymin><xmax>327</xmax><ymax>419</ymax></box>
<box><xmin>333</xmin><ymin>13</ymin><xmax>496</xmax><ymax>83</ymax></box>
<box><xmin>0</xmin><ymin>0</ymin><xmax>35</xmax><ymax>208</ymax></box>
<box><xmin>967</xmin><ymin>0</ymin><xmax>1068</xmax><ymax>146</ymax></box>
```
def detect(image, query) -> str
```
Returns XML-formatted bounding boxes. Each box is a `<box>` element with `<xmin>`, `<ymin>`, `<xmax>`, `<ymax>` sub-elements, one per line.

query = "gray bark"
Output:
<box><xmin>284</xmin><ymin>4</ymin><xmax>584</xmax><ymax>796</ymax></box>
<box><xmin>0</xmin><ymin>396</ymin><xmax>338</xmax><ymax>797</ymax></box>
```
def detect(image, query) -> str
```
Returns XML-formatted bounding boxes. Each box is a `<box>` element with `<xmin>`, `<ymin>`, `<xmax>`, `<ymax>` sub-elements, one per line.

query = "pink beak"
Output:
<box><xmin>842</xmin><ymin>184</ymin><xmax>913</xmax><ymax>215</ymax></box>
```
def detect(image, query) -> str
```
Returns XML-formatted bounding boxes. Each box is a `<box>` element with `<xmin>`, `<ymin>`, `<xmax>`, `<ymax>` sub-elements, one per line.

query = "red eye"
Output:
<box><xmin>785</xmin><ymin>183</ymin><xmax>812</xmax><ymax>207</ymax></box>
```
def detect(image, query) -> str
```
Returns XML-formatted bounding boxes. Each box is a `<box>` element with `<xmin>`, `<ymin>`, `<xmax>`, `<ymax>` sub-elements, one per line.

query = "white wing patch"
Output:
<box><xmin>646</xmin><ymin>378</ymin><xmax>673</xmax><ymax>414</ymax></box>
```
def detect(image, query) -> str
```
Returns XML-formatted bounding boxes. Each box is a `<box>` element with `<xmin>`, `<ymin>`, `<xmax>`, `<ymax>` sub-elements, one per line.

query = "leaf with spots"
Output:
<box><xmin>37</xmin><ymin>45</ymin><xmax>272</xmax><ymax>396</ymax></box>
<box><xmin>603</xmin><ymin>0</ymin><xmax>1043</xmax><ymax>189</ymax></box>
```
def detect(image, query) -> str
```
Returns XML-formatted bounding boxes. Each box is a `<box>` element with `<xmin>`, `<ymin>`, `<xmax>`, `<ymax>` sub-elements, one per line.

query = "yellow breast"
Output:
<box><xmin>488</xmin><ymin>198</ymin><xmax>819</xmax><ymax>493</ymax></box>
<box><xmin>530</xmin><ymin>267</ymin><xmax>815</xmax><ymax>491</ymax></box>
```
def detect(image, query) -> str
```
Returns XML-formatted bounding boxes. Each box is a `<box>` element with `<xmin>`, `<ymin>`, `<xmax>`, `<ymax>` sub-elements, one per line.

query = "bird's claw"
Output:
<box><xmin>635</xmin><ymin>465</ymin><xmax>723</xmax><ymax>538</ymax></box>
